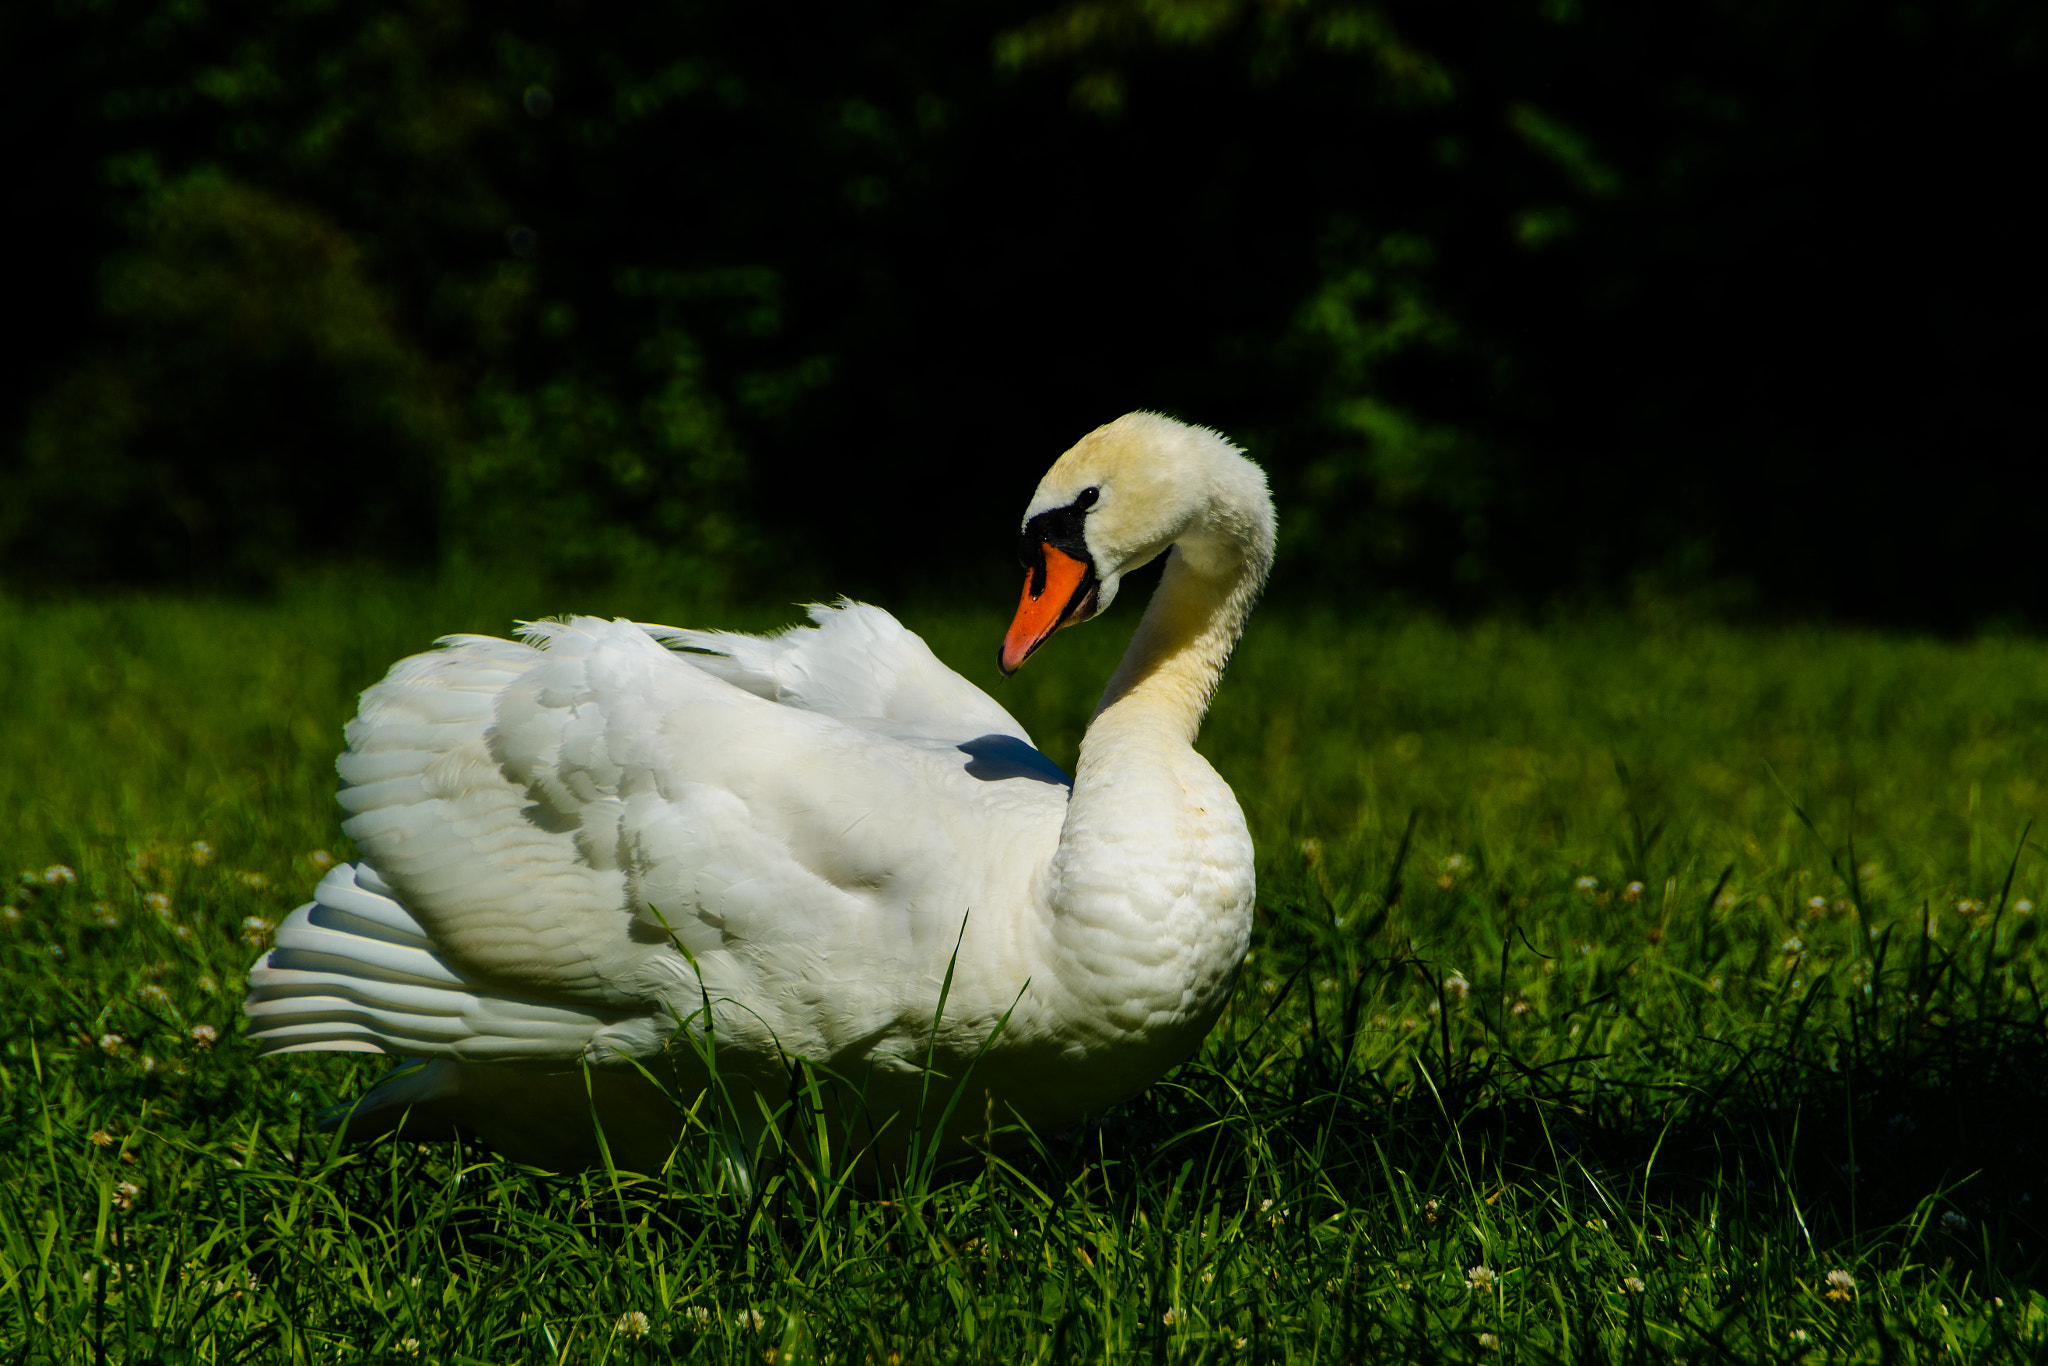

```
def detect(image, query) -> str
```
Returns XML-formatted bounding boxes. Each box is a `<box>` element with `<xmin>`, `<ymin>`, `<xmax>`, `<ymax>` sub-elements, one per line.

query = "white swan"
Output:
<box><xmin>244</xmin><ymin>412</ymin><xmax>1275</xmax><ymax>1171</ymax></box>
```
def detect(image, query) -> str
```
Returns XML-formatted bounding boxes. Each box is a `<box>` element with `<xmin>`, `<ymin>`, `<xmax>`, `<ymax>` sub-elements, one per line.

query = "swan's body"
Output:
<box><xmin>246</xmin><ymin>413</ymin><xmax>1274</xmax><ymax>1170</ymax></box>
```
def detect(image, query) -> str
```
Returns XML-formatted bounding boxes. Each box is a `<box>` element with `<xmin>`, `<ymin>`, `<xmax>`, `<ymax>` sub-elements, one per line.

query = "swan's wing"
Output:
<box><xmin>640</xmin><ymin>599</ymin><xmax>1035</xmax><ymax>750</ymax></box>
<box><xmin>310</xmin><ymin>617</ymin><xmax>1063</xmax><ymax>1062</ymax></box>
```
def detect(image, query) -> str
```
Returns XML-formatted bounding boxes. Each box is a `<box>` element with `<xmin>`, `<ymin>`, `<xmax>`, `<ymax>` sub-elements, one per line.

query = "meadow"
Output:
<box><xmin>5</xmin><ymin>571</ymin><xmax>2048</xmax><ymax>1362</ymax></box>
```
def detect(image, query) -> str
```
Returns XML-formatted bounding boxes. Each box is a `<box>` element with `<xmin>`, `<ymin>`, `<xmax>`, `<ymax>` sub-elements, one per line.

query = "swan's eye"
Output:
<box><xmin>1076</xmin><ymin>487</ymin><xmax>1099</xmax><ymax>510</ymax></box>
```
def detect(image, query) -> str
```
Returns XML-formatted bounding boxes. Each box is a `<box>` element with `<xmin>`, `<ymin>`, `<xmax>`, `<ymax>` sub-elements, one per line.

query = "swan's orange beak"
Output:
<box><xmin>999</xmin><ymin>544</ymin><xmax>1092</xmax><ymax>676</ymax></box>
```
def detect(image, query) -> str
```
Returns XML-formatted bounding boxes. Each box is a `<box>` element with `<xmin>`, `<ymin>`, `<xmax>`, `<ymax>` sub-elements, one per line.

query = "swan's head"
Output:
<box><xmin>999</xmin><ymin>412</ymin><xmax>1270</xmax><ymax>675</ymax></box>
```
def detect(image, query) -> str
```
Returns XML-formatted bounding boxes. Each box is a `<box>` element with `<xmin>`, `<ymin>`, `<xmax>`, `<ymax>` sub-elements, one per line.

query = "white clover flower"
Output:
<box><xmin>1623</xmin><ymin>881</ymin><xmax>1645</xmax><ymax>902</ymax></box>
<box><xmin>1575</xmin><ymin>875</ymin><xmax>1598</xmax><ymax>892</ymax></box>
<box><xmin>1477</xmin><ymin>1332</ymin><xmax>1499</xmax><ymax>1349</ymax></box>
<box><xmin>1807</xmin><ymin>896</ymin><xmax>1827</xmax><ymax>912</ymax></box>
<box><xmin>144</xmin><ymin>893</ymin><xmax>172</xmax><ymax>917</ymax></box>
<box><xmin>310</xmin><ymin>850</ymin><xmax>336</xmax><ymax>869</ymax></box>
<box><xmin>44</xmin><ymin>865</ymin><xmax>77</xmax><ymax>886</ymax></box>
<box><xmin>237</xmin><ymin>871</ymin><xmax>267</xmax><ymax>890</ymax></box>
<box><xmin>1443</xmin><ymin>971</ymin><xmax>1471</xmax><ymax>1000</ymax></box>
<box><xmin>90</xmin><ymin>1128</ymin><xmax>115</xmax><ymax>1148</ymax></box>
<box><xmin>1782</xmin><ymin>937</ymin><xmax>1804</xmax><ymax>953</ymax></box>
<box><xmin>93</xmin><ymin>905</ymin><xmax>120</xmax><ymax>928</ymax></box>
<box><xmin>139</xmin><ymin>984</ymin><xmax>172</xmax><ymax>1010</ymax></box>
<box><xmin>190</xmin><ymin>1024</ymin><xmax>219</xmax><ymax>1049</ymax></box>
<box><xmin>736</xmin><ymin>1309</ymin><xmax>765</xmax><ymax>1330</ymax></box>
<box><xmin>1958</xmin><ymin>899</ymin><xmax>1982</xmax><ymax>916</ymax></box>
<box><xmin>1444</xmin><ymin>854</ymin><xmax>1468</xmax><ymax>874</ymax></box>
<box><xmin>240</xmin><ymin>916</ymin><xmax>274</xmax><ymax>947</ymax></box>
<box><xmin>1161</xmin><ymin>1307</ymin><xmax>1178</xmax><ymax>1326</ymax></box>
<box><xmin>1789</xmin><ymin>1328</ymin><xmax>1811</xmax><ymax>1343</ymax></box>
<box><xmin>189</xmin><ymin>842</ymin><xmax>214</xmax><ymax>866</ymax></box>
<box><xmin>1511</xmin><ymin>999</ymin><xmax>1531</xmax><ymax>1016</ymax></box>
<box><xmin>684</xmin><ymin>1306</ymin><xmax>712</xmax><ymax>1325</ymax></box>
<box><xmin>1466</xmin><ymin>1265</ymin><xmax>1496</xmax><ymax>1291</ymax></box>
<box><xmin>1299</xmin><ymin>837</ymin><xmax>1322</xmax><ymax>864</ymax></box>
<box><xmin>1825</xmin><ymin>1270</ymin><xmax>1855</xmax><ymax>1291</ymax></box>
<box><xmin>113</xmin><ymin>1181</ymin><xmax>140</xmax><ymax>1211</ymax></box>
<box><xmin>196</xmin><ymin>976</ymin><xmax>218</xmax><ymax>994</ymax></box>
<box><xmin>97</xmin><ymin>1034</ymin><xmax>126</xmax><ymax>1056</ymax></box>
<box><xmin>140</xmin><ymin>1054</ymin><xmax>158</xmax><ymax>1073</ymax></box>
<box><xmin>208</xmin><ymin>1269</ymin><xmax>259</xmax><ymax>1298</ymax></box>
<box><xmin>1624</xmin><ymin>1276</ymin><xmax>1645</xmax><ymax>1294</ymax></box>
<box><xmin>2017</xmin><ymin>900</ymin><xmax>2035</xmax><ymax>915</ymax></box>
<box><xmin>614</xmin><ymin>1310</ymin><xmax>651</xmax><ymax>1338</ymax></box>
<box><xmin>1942</xmin><ymin>1210</ymin><xmax>1968</xmax><ymax>1231</ymax></box>
<box><xmin>399</xmin><ymin>1340</ymin><xmax>420</xmax><ymax>1356</ymax></box>
<box><xmin>1</xmin><ymin>905</ymin><xmax>18</xmax><ymax>927</ymax></box>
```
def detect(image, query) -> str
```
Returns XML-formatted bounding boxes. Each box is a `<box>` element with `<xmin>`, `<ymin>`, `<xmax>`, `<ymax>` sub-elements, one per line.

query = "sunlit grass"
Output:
<box><xmin>5</xmin><ymin>572</ymin><xmax>2048</xmax><ymax>1361</ymax></box>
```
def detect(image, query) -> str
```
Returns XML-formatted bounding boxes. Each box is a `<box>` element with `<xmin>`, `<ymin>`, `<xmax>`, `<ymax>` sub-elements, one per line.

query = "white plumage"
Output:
<box><xmin>246</xmin><ymin>412</ymin><xmax>1275</xmax><ymax>1172</ymax></box>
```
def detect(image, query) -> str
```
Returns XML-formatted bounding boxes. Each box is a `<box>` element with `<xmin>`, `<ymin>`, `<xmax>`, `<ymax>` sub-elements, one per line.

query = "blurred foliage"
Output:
<box><xmin>5</xmin><ymin>0</ymin><xmax>2044</xmax><ymax>617</ymax></box>
<box><xmin>14</xmin><ymin>168</ymin><xmax>450</xmax><ymax>584</ymax></box>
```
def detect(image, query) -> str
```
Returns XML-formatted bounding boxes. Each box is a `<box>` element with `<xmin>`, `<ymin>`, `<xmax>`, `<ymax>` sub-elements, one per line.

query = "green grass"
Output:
<box><xmin>6</xmin><ymin>571</ymin><xmax>2048</xmax><ymax>1362</ymax></box>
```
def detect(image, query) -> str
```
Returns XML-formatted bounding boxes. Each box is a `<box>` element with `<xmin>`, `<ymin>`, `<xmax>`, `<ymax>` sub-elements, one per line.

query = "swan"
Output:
<box><xmin>244</xmin><ymin>411</ymin><xmax>1275</xmax><ymax>1171</ymax></box>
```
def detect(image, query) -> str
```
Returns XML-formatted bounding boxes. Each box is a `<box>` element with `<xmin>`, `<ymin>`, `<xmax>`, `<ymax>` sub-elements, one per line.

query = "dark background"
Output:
<box><xmin>5</xmin><ymin>0</ymin><xmax>2043</xmax><ymax>625</ymax></box>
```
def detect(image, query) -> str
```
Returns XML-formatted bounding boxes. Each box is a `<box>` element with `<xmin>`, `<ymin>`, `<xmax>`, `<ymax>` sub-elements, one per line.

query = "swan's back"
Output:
<box><xmin>646</xmin><ymin>600</ymin><xmax>1029</xmax><ymax>744</ymax></box>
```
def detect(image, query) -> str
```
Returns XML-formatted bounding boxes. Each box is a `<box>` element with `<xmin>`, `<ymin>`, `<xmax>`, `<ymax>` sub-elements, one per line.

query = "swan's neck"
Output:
<box><xmin>1086</xmin><ymin>540</ymin><xmax>1263</xmax><ymax>752</ymax></box>
<box><xmin>1054</xmin><ymin>504</ymin><xmax>1270</xmax><ymax>886</ymax></box>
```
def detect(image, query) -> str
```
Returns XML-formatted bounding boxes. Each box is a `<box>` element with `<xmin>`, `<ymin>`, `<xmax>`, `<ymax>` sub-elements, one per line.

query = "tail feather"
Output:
<box><xmin>244</xmin><ymin>863</ymin><xmax>614</xmax><ymax>1063</ymax></box>
<box><xmin>261</xmin><ymin>917</ymin><xmax>463</xmax><ymax>986</ymax></box>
